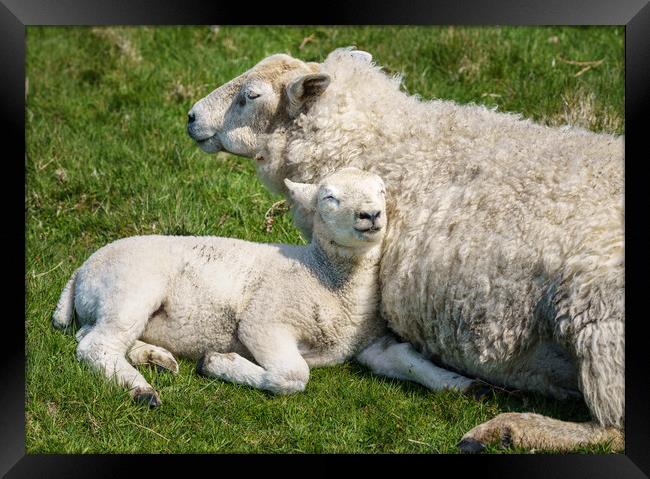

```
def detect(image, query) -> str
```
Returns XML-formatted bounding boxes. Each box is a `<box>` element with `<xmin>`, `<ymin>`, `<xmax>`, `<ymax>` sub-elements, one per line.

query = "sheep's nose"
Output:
<box><xmin>358</xmin><ymin>211</ymin><xmax>381</xmax><ymax>223</ymax></box>
<box><xmin>187</xmin><ymin>112</ymin><xmax>196</xmax><ymax>124</ymax></box>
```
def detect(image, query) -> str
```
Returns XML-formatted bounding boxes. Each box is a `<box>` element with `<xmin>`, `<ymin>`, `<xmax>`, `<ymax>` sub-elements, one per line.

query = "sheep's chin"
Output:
<box><xmin>196</xmin><ymin>135</ymin><xmax>222</xmax><ymax>153</ymax></box>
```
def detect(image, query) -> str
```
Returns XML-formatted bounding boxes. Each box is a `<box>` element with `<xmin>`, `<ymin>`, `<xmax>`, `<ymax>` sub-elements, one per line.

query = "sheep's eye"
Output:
<box><xmin>323</xmin><ymin>195</ymin><xmax>339</xmax><ymax>204</ymax></box>
<box><xmin>246</xmin><ymin>92</ymin><xmax>261</xmax><ymax>100</ymax></box>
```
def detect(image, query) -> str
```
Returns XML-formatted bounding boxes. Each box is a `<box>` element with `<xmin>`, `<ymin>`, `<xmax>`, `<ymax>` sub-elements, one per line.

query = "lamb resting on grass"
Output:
<box><xmin>53</xmin><ymin>167</ymin><xmax>475</xmax><ymax>406</ymax></box>
<box><xmin>187</xmin><ymin>48</ymin><xmax>624</xmax><ymax>451</ymax></box>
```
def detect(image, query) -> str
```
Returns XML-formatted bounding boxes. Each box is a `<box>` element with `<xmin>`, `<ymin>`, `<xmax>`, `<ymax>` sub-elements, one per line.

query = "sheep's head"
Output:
<box><xmin>284</xmin><ymin>167</ymin><xmax>386</xmax><ymax>250</ymax></box>
<box><xmin>187</xmin><ymin>49</ymin><xmax>372</xmax><ymax>158</ymax></box>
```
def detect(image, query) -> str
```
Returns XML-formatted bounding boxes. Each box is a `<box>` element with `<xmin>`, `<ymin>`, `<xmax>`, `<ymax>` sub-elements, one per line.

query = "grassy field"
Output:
<box><xmin>25</xmin><ymin>26</ymin><xmax>624</xmax><ymax>454</ymax></box>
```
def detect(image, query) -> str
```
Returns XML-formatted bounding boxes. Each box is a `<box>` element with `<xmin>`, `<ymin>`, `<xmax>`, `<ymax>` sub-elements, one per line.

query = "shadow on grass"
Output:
<box><xmin>347</xmin><ymin>359</ymin><xmax>592</xmax><ymax>423</ymax></box>
<box><xmin>346</xmin><ymin>360</ymin><xmax>622</xmax><ymax>454</ymax></box>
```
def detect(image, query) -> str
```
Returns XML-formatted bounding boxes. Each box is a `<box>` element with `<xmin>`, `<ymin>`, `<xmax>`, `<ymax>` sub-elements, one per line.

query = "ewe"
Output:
<box><xmin>53</xmin><ymin>168</ymin><xmax>474</xmax><ymax>406</ymax></box>
<box><xmin>187</xmin><ymin>47</ymin><xmax>624</xmax><ymax>452</ymax></box>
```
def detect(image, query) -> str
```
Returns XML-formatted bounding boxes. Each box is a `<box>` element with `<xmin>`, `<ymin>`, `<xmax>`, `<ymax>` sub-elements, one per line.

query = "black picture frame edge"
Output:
<box><xmin>1</xmin><ymin>0</ymin><xmax>650</xmax><ymax>25</ymax></box>
<box><xmin>1</xmin><ymin>0</ymin><xmax>27</xmax><ymax>477</ymax></box>
<box><xmin>4</xmin><ymin>0</ymin><xmax>649</xmax><ymax>477</ymax></box>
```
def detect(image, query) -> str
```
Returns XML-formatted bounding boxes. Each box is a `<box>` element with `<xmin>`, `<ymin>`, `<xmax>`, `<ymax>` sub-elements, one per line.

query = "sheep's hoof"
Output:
<box><xmin>457</xmin><ymin>437</ymin><xmax>486</xmax><ymax>454</ymax></box>
<box><xmin>465</xmin><ymin>381</ymin><xmax>494</xmax><ymax>401</ymax></box>
<box><xmin>133</xmin><ymin>388</ymin><xmax>161</xmax><ymax>408</ymax></box>
<box><xmin>195</xmin><ymin>353</ymin><xmax>210</xmax><ymax>376</ymax></box>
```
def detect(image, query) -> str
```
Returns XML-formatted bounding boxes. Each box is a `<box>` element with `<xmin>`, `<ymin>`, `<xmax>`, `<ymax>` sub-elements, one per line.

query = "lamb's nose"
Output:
<box><xmin>187</xmin><ymin>112</ymin><xmax>196</xmax><ymax>124</ymax></box>
<box><xmin>358</xmin><ymin>211</ymin><xmax>381</xmax><ymax>223</ymax></box>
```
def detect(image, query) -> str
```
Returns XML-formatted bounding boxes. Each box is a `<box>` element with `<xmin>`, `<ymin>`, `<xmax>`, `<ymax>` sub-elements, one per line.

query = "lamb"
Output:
<box><xmin>53</xmin><ymin>167</ymin><xmax>476</xmax><ymax>406</ymax></box>
<box><xmin>186</xmin><ymin>47</ymin><xmax>625</xmax><ymax>452</ymax></box>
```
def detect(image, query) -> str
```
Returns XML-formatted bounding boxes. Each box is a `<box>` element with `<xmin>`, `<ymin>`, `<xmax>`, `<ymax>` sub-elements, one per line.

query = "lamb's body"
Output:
<box><xmin>188</xmin><ymin>48</ymin><xmax>624</xmax><ymax>450</ymax></box>
<box><xmin>72</xmin><ymin>235</ymin><xmax>382</xmax><ymax>366</ymax></box>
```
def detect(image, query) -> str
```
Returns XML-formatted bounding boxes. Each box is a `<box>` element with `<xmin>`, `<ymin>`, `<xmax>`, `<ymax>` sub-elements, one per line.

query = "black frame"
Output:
<box><xmin>3</xmin><ymin>0</ymin><xmax>648</xmax><ymax>477</ymax></box>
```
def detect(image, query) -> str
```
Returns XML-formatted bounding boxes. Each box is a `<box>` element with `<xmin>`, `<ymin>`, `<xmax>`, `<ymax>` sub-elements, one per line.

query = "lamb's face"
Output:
<box><xmin>285</xmin><ymin>168</ymin><xmax>387</xmax><ymax>250</ymax></box>
<box><xmin>187</xmin><ymin>53</ymin><xmax>328</xmax><ymax>157</ymax></box>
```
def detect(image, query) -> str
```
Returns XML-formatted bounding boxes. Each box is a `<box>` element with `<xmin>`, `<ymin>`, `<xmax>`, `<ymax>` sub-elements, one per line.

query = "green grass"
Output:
<box><xmin>26</xmin><ymin>26</ymin><xmax>624</xmax><ymax>454</ymax></box>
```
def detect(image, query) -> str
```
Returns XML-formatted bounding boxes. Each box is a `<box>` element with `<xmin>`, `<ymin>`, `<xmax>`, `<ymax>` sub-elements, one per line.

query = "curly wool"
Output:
<box><xmin>256</xmin><ymin>48</ymin><xmax>624</xmax><ymax>427</ymax></box>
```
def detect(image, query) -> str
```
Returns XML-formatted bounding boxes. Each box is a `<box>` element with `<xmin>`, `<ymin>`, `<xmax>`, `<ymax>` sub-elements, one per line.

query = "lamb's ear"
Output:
<box><xmin>350</xmin><ymin>50</ymin><xmax>372</xmax><ymax>63</ymax></box>
<box><xmin>284</xmin><ymin>179</ymin><xmax>318</xmax><ymax>211</ymax></box>
<box><xmin>286</xmin><ymin>73</ymin><xmax>330</xmax><ymax>116</ymax></box>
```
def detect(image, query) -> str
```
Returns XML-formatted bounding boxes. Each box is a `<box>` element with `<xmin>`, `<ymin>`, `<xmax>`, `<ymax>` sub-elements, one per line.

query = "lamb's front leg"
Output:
<box><xmin>356</xmin><ymin>335</ymin><xmax>478</xmax><ymax>393</ymax></box>
<box><xmin>197</xmin><ymin>328</ymin><xmax>310</xmax><ymax>395</ymax></box>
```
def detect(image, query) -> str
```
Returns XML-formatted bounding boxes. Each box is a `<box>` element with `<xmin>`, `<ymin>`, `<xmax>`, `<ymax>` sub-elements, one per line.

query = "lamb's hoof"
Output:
<box><xmin>457</xmin><ymin>437</ymin><xmax>486</xmax><ymax>454</ymax></box>
<box><xmin>133</xmin><ymin>388</ymin><xmax>161</xmax><ymax>408</ymax></box>
<box><xmin>465</xmin><ymin>381</ymin><xmax>494</xmax><ymax>400</ymax></box>
<box><xmin>148</xmin><ymin>350</ymin><xmax>179</xmax><ymax>375</ymax></box>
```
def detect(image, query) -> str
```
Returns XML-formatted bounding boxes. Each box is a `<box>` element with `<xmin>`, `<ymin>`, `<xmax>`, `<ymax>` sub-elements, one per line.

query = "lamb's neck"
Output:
<box><xmin>305</xmin><ymin>236</ymin><xmax>381</xmax><ymax>296</ymax></box>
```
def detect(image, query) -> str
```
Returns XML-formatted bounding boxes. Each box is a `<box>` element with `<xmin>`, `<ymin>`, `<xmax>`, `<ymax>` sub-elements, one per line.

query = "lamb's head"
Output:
<box><xmin>284</xmin><ymin>167</ymin><xmax>386</xmax><ymax>251</ymax></box>
<box><xmin>187</xmin><ymin>49</ymin><xmax>372</xmax><ymax>157</ymax></box>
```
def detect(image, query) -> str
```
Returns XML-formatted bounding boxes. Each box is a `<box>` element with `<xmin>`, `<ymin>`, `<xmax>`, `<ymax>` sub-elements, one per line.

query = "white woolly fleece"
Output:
<box><xmin>248</xmin><ymin>48</ymin><xmax>624</xmax><ymax>427</ymax></box>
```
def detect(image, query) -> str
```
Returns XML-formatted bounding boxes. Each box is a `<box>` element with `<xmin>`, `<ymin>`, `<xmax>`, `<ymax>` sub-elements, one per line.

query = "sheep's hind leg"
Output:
<box><xmin>457</xmin><ymin>310</ymin><xmax>625</xmax><ymax>453</ymax></box>
<box><xmin>356</xmin><ymin>335</ymin><xmax>480</xmax><ymax>394</ymax></box>
<box><xmin>127</xmin><ymin>340</ymin><xmax>179</xmax><ymax>374</ymax></box>
<box><xmin>457</xmin><ymin>413</ymin><xmax>623</xmax><ymax>453</ymax></box>
<box><xmin>460</xmin><ymin>278</ymin><xmax>625</xmax><ymax>453</ymax></box>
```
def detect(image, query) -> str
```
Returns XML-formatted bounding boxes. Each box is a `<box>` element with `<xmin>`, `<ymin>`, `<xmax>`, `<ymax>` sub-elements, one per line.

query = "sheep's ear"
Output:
<box><xmin>286</xmin><ymin>73</ymin><xmax>330</xmax><ymax>116</ymax></box>
<box><xmin>350</xmin><ymin>50</ymin><xmax>372</xmax><ymax>63</ymax></box>
<box><xmin>284</xmin><ymin>179</ymin><xmax>318</xmax><ymax>211</ymax></box>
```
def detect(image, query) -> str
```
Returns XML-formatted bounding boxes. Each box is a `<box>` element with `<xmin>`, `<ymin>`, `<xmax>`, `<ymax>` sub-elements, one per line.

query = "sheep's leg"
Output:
<box><xmin>457</xmin><ymin>413</ymin><xmax>623</xmax><ymax>453</ymax></box>
<box><xmin>198</xmin><ymin>328</ymin><xmax>310</xmax><ymax>395</ymax></box>
<box><xmin>460</xmin><ymin>282</ymin><xmax>625</xmax><ymax>453</ymax></box>
<box><xmin>127</xmin><ymin>340</ymin><xmax>179</xmax><ymax>374</ymax></box>
<box><xmin>356</xmin><ymin>335</ymin><xmax>477</xmax><ymax>393</ymax></box>
<box><xmin>76</xmin><ymin>327</ymin><xmax>161</xmax><ymax>407</ymax></box>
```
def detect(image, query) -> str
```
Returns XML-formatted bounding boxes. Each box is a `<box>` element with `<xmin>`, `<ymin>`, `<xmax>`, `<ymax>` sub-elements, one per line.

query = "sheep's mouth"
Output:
<box><xmin>195</xmin><ymin>134</ymin><xmax>222</xmax><ymax>153</ymax></box>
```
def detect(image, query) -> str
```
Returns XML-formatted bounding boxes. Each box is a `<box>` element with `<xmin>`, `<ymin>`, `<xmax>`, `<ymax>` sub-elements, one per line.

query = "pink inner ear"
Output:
<box><xmin>302</xmin><ymin>75</ymin><xmax>329</xmax><ymax>98</ymax></box>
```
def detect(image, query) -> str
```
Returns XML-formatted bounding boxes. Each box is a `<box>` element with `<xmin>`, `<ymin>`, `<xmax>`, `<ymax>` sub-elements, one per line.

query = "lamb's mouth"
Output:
<box><xmin>355</xmin><ymin>226</ymin><xmax>383</xmax><ymax>235</ymax></box>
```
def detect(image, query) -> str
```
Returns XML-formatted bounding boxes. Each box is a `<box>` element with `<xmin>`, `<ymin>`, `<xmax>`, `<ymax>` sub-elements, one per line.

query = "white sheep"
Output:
<box><xmin>53</xmin><ymin>167</ymin><xmax>475</xmax><ymax>406</ymax></box>
<box><xmin>187</xmin><ymin>47</ymin><xmax>624</xmax><ymax>452</ymax></box>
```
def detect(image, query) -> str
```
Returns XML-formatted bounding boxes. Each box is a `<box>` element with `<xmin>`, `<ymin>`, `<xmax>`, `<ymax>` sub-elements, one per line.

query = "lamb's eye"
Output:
<box><xmin>246</xmin><ymin>92</ymin><xmax>261</xmax><ymax>100</ymax></box>
<box><xmin>323</xmin><ymin>195</ymin><xmax>339</xmax><ymax>205</ymax></box>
